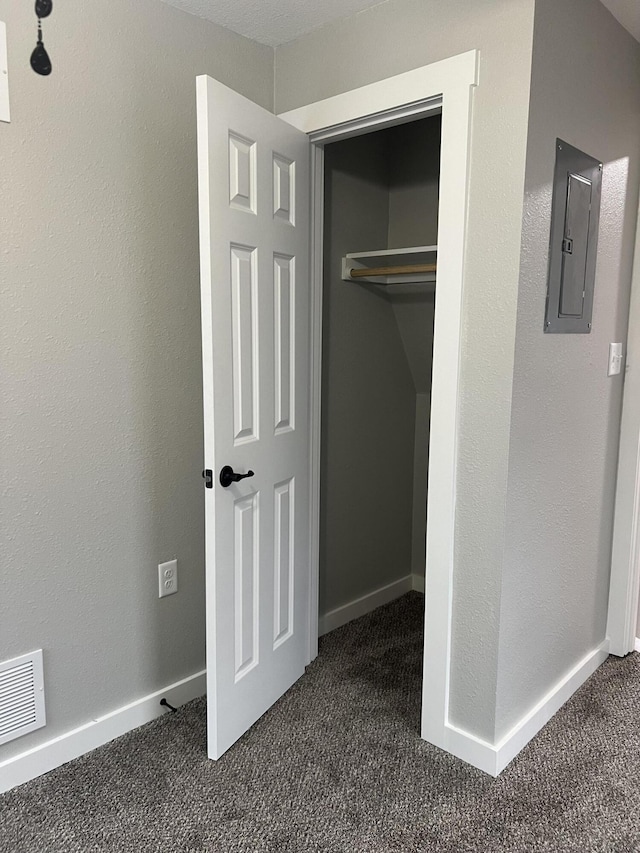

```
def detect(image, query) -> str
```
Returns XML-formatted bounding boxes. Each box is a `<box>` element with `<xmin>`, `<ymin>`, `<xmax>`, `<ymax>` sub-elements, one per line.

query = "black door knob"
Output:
<box><xmin>219</xmin><ymin>465</ymin><xmax>255</xmax><ymax>488</ymax></box>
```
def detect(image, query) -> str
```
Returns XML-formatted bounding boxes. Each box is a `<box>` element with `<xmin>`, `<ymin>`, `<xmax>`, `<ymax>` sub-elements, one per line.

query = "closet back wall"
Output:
<box><xmin>321</xmin><ymin>134</ymin><xmax>416</xmax><ymax>617</ymax></box>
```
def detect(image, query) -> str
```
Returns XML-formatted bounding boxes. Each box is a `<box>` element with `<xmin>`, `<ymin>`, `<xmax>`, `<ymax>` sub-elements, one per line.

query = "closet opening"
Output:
<box><xmin>317</xmin><ymin>114</ymin><xmax>442</xmax><ymax>727</ymax></box>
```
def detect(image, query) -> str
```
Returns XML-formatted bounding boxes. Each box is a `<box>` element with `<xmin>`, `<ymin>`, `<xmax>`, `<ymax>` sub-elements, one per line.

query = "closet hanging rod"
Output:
<box><xmin>350</xmin><ymin>262</ymin><xmax>437</xmax><ymax>279</ymax></box>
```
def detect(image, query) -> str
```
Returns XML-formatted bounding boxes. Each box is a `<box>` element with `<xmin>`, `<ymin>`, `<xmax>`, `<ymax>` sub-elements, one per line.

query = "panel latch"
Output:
<box><xmin>202</xmin><ymin>469</ymin><xmax>213</xmax><ymax>489</ymax></box>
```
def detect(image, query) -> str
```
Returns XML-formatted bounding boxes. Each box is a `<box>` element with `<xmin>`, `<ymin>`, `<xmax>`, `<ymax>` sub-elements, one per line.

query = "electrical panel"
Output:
<box><xmin>544</xmin><ymin>139</ymin><xmax>602</xmax><ymax>334</ymax></box>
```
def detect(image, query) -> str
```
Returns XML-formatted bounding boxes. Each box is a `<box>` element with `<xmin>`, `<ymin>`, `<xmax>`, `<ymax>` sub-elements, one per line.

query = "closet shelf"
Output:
<box><xmin>341</xmin><ymin>245</ymin><xmax>437</xmax><ymax>286</ymax></box>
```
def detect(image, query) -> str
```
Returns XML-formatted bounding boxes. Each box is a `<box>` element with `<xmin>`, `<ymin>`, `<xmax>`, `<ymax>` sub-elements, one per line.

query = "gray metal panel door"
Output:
<box><xmin>545</xmin><ymin>139</ymin><xmax>602</xmax><ymax>334</ymax></box>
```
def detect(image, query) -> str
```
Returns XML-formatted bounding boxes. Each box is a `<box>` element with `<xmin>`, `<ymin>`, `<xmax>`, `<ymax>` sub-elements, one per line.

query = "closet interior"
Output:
<box><xmin>319</xmin><ymin>113</ymin><xmax>442</xmax><ymax>634</ymax></box>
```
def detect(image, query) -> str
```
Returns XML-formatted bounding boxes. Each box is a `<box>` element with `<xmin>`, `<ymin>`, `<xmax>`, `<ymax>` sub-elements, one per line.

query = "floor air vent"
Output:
<box><xmin>0</xmin><ymin>650</ymin><xmax>46</xmax><ymax>745</ymax></box>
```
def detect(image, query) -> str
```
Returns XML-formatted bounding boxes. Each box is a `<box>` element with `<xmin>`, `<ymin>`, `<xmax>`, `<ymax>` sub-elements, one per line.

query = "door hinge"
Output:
<box><xmin>202</xmin><ymin>469</ymin><xmax>213</xmax><ymax>489</ymax></box>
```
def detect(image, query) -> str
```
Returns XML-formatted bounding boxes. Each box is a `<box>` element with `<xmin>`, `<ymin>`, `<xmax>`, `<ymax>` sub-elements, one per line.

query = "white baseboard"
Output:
<box><xmin>412</xmin><ymin>573</ymin><xmax>425</xmax><ymax>594</ymax></box>
<box><xmin>635</xmin><ymin>637</ymin><xmax>640</xmax><ymax>653</ymax></box>
<box><xmin>319</xmin><ymin>575</ymin><xmax>410</xmax><ymax>635</ymax></box>
<box><xmin>319</xmin><ymin>573</ymin><xmax>427</xmax><ymax>636</ymax></box>
<box><xmin>425</xmin><ymin>640</ymin><xmax>610</xmax><ymax>776</ymax></box>
<box><xmin>0</xmin><ymin>669</ymin><xmax>206</xmax><ymax>795</ymax></box>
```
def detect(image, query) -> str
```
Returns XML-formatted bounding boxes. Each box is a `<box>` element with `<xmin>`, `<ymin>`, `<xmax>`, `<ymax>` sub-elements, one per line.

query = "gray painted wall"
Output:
<box><xmin>320</xmin><ymin>134</ymin><xmax>416</xmax><ymax>615</ymax></box>
<box><xmin>392</xmin><ymin>297</ymin><xmax>434</xmax><ymax>580</ymax></box>
<box><xmin>387</xmin><ymin>119</ymin><xmax>439</xmax><ymax>574</ymax></box>
<box><xmin>387</xmin><ymin>116</ymin><xmax>441</xmax><ymax>249</ymax></box>
<box><xmin>0</xmin><ymin>0</ymin><xmax>272</xmax><ymax>760</ymax></box>
<box><xmin>276</xmin><ymin>0</ymin><xmax>536</xmax><ymax>741</ymax></box>
<box><xmin>411</xmin><ymin>392</ymin><xmax>431</xmax><ymax>579</ymax></box>
<box><xmin>496</xmin><ymin>0</ymin><xmax>640</xmax><ymax>739</ymax></box>
<box><xmin>385</xmin><ymin>118</ymin><xmax>438</xmax><ymax>584</ymax></box>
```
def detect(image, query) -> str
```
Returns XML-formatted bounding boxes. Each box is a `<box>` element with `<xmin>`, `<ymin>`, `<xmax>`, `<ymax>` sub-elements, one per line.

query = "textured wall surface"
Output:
<box><xmin>276</xmin><ymin>0</ymin><xmax>536</xmax><ymax>741</ymax></box>
<box><xmin>320</xmin><ymin>133</ymin><xmax>416</xmax><ymax>615</ymax></box>
<box><xmin>496</xmin><ymin>0</ymin><xmax>640</xmax><ymax>740</ymax></box>
<box><xmin>0</xmin><ymin>0</ymin><xmax>272</xmax><ymax>761</ymax></box>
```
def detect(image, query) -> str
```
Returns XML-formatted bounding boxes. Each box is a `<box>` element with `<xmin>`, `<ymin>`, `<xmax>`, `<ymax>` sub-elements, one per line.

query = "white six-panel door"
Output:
<box><xmin>196</xmin><ymin>76</ymin><xmax>310</xmax><ymax>759</ymax></box>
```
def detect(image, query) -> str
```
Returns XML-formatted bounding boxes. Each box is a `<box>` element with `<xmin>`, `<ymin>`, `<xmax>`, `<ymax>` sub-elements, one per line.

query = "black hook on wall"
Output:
<box><xmin>31</xmin><ymin>0</ymin><xmax>53</xmax><ymax>76</ymax></box>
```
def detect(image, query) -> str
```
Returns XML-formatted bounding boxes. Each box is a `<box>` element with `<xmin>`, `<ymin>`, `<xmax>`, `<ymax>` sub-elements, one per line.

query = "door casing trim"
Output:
<box><xmin>607</xmin><ymin>192</ymin><xmax>640</xmax><ymax>656</ymax></box>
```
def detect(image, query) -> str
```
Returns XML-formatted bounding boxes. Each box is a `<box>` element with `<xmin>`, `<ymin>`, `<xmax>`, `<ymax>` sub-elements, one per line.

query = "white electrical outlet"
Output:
<box><xmin>158</xmin><ymin>559</ymin><xmax>178</xmax><ymax>598</ymax></box>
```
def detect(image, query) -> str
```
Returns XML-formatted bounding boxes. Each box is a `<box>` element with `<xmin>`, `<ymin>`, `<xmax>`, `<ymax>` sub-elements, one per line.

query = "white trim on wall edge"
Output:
<box><xmin>635</xmin><ymin>637</ymin><xmax>640</xmax><ymax>652</ymax></box>
<box><xmin>0</xmin><ymin>669</ymin><xmax>206</xmax><ymax>795</ymax></box>
<box><xmin>435</xmin><ymin>641</ymin><xmax>609</xmax><ymax>776</ymax></box>
<box><xmin>318</xmin><ymin>573</ymin><xmax>426</xmax><ymax>636</ymax></box>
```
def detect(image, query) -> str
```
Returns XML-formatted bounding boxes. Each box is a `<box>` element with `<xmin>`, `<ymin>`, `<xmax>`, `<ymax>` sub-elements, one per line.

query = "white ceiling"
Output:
<box><xmin>160</xmin><ymin>0</ymin><xmax>640</xmax><ymax>48</ymax></box>
<box><xmin>600</xmin><ymin>0</ymin><xmax>640</xmax><ymax>43</ymax></box>
<box><xmin>160</xmin><ymin>0</ymin><xmax>386</xmax><ymax>47</ymax></box>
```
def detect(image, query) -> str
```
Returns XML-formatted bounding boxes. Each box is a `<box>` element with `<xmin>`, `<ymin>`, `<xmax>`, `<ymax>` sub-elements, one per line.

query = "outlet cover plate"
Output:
<box><xmin>158</xmin><ymin>559</ymin><xmax>178</xmax><ymax>598</ymax></box>
<box><xmin>608</xmin><ymin>342</ymin><xmax>623</xmax><ymax>376</ymax></box>
<box><xmin>0</xmin><ymin>22</ymin><xmax>9</xmax><ymax>123</ymax></box>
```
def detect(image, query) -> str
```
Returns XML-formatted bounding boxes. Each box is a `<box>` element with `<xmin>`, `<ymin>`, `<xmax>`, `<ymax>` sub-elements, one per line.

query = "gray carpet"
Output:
<box><xmin>1</xmin><ymin>592</ymin><xmax>639</xmax><ymax>852</ymax></box>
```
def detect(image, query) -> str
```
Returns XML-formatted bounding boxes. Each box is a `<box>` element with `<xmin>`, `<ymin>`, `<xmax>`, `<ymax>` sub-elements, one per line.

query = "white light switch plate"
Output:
<box><xmin>0</xmin><ymin>22</ymin><xmax>9</xmax><ymax>123</ymax></box>
<box><xmin>158</xmin><ymin>559</ymin><xmax>178</xmax><ymax>598</ymax></box>
<box><xmin>608</xmin><ymin>343</ymin><xmax>623</xmax><ymax>376</ymax></box>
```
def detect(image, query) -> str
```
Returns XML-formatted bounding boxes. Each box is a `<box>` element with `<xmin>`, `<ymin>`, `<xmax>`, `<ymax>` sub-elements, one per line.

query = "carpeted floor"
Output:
<box><xmin>1</xmin><ymin>592</ymin><xmax>639</xmax><ymax>852</ymax></box>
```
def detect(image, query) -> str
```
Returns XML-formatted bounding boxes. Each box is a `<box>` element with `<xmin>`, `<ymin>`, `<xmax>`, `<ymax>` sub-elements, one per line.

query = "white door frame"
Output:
<box><xmin>279</xmin><ymin>49</ymin><xmax>479</xmax><ymax>749</ymax></box>
<box><xmin>607</xmin><ymin>196</ymin><xmax>640</xmax><ymax>656</ymax></box>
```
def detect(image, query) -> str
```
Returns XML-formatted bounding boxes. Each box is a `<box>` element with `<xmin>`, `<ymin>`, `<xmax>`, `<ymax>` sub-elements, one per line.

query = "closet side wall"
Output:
<box><xmin>392</xmin><ymin>298</ymin><xmax>435</xmax><ymax>581</ymax></box>
<box><xmin>320</xmin><ymin>135</ymin><xmax>416</xmax><ymax>618</ymax></box>
<box><xmin>385</xmin><ymin>118</ymin><xmax>440</xmax><ymax>582</ymax></box>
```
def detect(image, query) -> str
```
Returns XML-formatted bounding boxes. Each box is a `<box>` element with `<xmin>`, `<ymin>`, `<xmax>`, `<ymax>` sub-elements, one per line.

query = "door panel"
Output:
<box><xmin>230</xmin><ymin>243</ymin><xmax>259</xmax><ymax>444</ymax></box>
<box><xmin>273</xmin><ymin>477</ymin><xmax>295</xmax><ymax>648</ymax></box>
<box><xmin>274</xmin><ymin>253</ymin><xmax>295</xmax><ymax>434</ymax></box>
<box><xmin>197</xmin><ymin>75</ymin><xmax>310</xmax><ymax>759</ymax></box>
